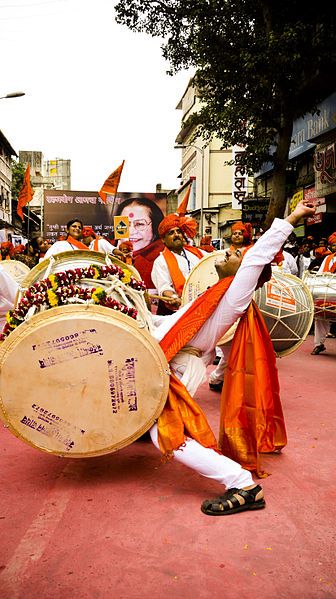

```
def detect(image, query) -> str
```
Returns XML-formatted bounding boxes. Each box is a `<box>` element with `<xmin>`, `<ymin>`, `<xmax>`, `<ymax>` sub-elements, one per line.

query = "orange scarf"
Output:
<box><xmin>219</xmin><ymin>302</ymin><xmax>287</xmax><ymax>477</ymax></box>
<box><xmin>158</xmin><ymin>277</ymin><xmax>234</xmax><ymax>458</ymax></box>
<box><xmin>229</xmin><ymin>244</ymin><xmax>253</xmax><ymax>256</ymax></box>
<box><xmin>323</xmin><ymin>253</ymin><xmax>336</xmax><ymax>273</ymax></box>
<box><xmin>66</xmin><ymin>236</ymin><xmax>88</xmax><ymax>250</ymax></box>
<box><xmin>162</xmin><ymin>246</ymin><xmax>204</xmax><ymax>297</ymax></box>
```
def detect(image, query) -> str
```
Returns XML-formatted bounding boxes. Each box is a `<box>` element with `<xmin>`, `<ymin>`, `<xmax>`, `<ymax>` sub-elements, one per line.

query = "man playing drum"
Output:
<box><xmin>148</xmin><ymin>200</ymin><xmax>315</xmax><ymax>516</ymax></box>
<box><xmin>311</xmin><ymin>231</ymin><xmax>336</xmax><ymax>355</ymax></box>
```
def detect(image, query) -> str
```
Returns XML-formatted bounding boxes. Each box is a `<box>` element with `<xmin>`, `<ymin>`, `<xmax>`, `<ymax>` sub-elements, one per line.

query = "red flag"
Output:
<box><xmin>98</xmin><ymin>160</ymin><xmax>125</xmax><ymax>204</ymax></box>
<box><xmin>176</xmin><ymin>181</ymin><xmax>192</xmax><ymax>216</ymax></box>
<box><xmin>17</xmin><ymin>164</ymin><xmax>34</xmax><ymax>221</ymax></box>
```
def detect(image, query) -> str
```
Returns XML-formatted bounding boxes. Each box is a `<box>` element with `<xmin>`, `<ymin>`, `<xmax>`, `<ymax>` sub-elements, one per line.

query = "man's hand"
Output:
<box><xmin>285</xmin><ymin>200</ymin><xmax>316</xmax><ymax>227</ymax></box>
<box><xmin>162</xmin><ymin>290</ymin><xmax>182</xmax><ymax>309</ymax></box>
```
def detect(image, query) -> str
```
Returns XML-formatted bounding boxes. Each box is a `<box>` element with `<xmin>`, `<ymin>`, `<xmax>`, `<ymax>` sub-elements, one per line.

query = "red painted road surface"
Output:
<box><xmin>0</xmin><ymin>336</ymin><xmax>335</xmax><ymax>599</ymax></box>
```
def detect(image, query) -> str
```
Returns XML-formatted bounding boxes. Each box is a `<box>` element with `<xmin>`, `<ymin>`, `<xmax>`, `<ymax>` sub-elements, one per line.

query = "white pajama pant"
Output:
<box><xmin>149</xmin><ymin>423</ymin><xmax>254</xmax><ymax>490</ymax></box>
<box><xmin>314</xmin><ymin>318</ymin><xmax>330</xmax><ymax>346</ymax></box>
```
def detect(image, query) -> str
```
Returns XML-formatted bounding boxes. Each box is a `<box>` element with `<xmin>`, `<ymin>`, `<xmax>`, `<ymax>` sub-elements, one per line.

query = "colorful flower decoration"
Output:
<box><xmin>0</xmin><ymin>263</ymin><xmax>145</xmax><ymax>342</ymax></box>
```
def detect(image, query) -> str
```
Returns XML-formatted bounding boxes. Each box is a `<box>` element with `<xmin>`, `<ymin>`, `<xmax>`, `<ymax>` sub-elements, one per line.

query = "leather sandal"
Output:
<box><xmin>209</xmin><ymin>381</ymin><xmax>223</xmax><ymax>392</ymax></box>
<box><xmin>311</xmin><ymin>344</ymin><xmax>326</xmax><ymax>355</ymax></box>
<box><xmin>201</xmin><ymin>485</ymin><xmax>266</xmax><ymax>516</ymax></box>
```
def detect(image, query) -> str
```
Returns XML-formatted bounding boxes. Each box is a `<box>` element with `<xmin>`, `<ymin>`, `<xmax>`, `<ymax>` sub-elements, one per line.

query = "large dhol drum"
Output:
<box><xmin>303</xmin><ymin>271</ymin><xmax>336</xmax><ymax>321</ymax></box>
<box><xmin>0</xmin><ymin>251</ymin><xmax>170</xmax><ymax>457</ymax></box>
<box><xmin>181</xmin><ymin>252</ymin><xmax>314</xmax><ymax>357</ymax></box>
<box><xmin>253</xmin><ymin>268</ymin><xmax>314</xmax><ymax>356</ymax></box>
<box><xmin>0</xmin><ymin>259</ymin><xmax>30</xmax><ymax>284</ymax></box>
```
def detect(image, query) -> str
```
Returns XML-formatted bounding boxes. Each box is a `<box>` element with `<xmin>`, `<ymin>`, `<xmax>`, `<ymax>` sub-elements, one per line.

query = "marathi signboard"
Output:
<box><xmin>43</xmin><ymin>190</ymin><xmax>167</xmax><ymax>243</ymax></box>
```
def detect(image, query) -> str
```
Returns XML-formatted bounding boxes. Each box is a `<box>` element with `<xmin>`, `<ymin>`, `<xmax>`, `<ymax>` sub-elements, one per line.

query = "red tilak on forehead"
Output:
<box><xmin>129</xmin><ymin>212</ymin><xmax>134</xmax><ymax>218</ymax></box>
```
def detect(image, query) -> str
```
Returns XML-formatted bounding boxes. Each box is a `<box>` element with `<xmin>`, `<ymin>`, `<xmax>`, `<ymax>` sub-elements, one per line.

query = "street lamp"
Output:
<box><xmin>0</xmin><ymin>91</ymin><xmax>25</xmax><ymax>100</ymax></box>
<box><xmin>174</xmin><ymin>143</ymin><xmax>205</xmax><ymax>236</ymax></box>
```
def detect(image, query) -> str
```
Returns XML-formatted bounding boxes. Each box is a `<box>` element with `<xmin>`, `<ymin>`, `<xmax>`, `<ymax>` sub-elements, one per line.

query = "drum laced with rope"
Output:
<box><xmin>181</xmin><ymin>252</ymin><xmax>314</xmax><ymax>358</ymax></box>
<box><xmin>0</xmin><ymin>251</ymin><xmax>170</xmax><ymax>458</ymax></box>
<box><xmin>303</xmin><ymin>271</ymin><xmax>336</xmax><ymax>322</ymax></box>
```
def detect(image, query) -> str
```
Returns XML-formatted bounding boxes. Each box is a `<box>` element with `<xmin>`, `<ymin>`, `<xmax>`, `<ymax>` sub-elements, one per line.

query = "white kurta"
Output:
<box><xmin>151</xmin><ymin>248</ymin><xmax>207</xmax><ymax>295</ymax></box>
<box><xmin>89</xmin><ymin>238</ymin><xmax>115</xmax><ymax>254</ymax></box>
<box><xmin>148</xmin><ymin>218</ymin><xmax>293</xmax><ymax>489</ymax></box>
<box><xmin>44</xmin><ymin>240</ymin><xmax>82</xmax><ymax>259</ymax></box>
<box><xmin>0</xmin><ymin>265</ymin><xmax>20</xmax><ymax>331</ymax></box>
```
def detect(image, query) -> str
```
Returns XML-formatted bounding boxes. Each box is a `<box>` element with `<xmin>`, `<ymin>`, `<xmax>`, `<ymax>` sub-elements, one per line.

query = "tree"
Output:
<box><xmin>11</xmin><ymin>160</ymin><xmax>26</xmax><ymax>202</ymax></box>
<box><xmin>115</xmin><ymin>0</ymin><xmax>336</xmax><ymax>226</ymax></box>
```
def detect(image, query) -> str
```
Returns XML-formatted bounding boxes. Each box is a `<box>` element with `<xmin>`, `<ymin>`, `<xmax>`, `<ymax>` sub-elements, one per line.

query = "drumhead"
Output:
<box><xmin>0</xmin><ymin>259</ymin><xmax>30</xmax><ymax>284</ymax></box>
<box><xmin>0</xmin><ymin>304</ymin><xmax>169</xmax><ymax>457</ymax></box>
<box><xmin>181</xmin><ymin>250</ymin><xmax>227</xmax><ymax>306</ymax></box>
<box><xmin>254</xmin><ymin>268</ymin><xmax>314</xmax><ymax>357</ymax></box>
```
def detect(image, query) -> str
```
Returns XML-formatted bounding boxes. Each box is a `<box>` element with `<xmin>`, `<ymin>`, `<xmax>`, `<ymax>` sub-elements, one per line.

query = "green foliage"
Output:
<box><xmin>11</xmin><ymin>160</ymin><xmax>26</xmax><ymax>202</ymax></box>
<box><xmin>115</xmin><ymin>0</ymin><xmax>336</xmax><ymax>219</ymax></box>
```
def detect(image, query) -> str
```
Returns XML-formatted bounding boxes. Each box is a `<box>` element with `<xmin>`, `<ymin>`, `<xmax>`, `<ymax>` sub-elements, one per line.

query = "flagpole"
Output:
<box><xmin>27</xmin><ymin>205</ymin><xmax>30</xmax><ymax>238</ymax></box>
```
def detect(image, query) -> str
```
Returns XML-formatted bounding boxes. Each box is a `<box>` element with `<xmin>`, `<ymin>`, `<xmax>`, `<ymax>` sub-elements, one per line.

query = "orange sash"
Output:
<box><xmin>162</xmin><ymin>246</ymin><xmax>204</xmax><ymax>297</ymax></box>
<box><xmin>66</xmin><ymin>236</ymin><xmax>88</xmax><ymax>250</ymax></box>
<box><xmin>323</xmin><ymin>253</ymin><xmax>336</xmax><ymax>273</ymax></box>
<box><xmin>219</xmin><ymin>302</ymin><xmax>287</xmax><ymax>477</ymax></box>
<box><xmin>158</xmin><ymin>277</ymin><xmax>234</xmax><ymax>457</ymax></box>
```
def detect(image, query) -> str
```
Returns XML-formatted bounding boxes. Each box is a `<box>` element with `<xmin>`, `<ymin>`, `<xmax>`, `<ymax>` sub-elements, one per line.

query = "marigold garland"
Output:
<box><xmin>0</xmin><ymin>263</ymin><xmax>145</xmax><ymax>342</ymax></box>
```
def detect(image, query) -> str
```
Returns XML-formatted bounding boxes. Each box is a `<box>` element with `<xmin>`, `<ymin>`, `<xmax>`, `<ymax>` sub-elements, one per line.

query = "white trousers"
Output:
<box><xmin>149</xmin><ymin>423</ymin><xmax>254</xmax><ymax>490</ymax></box>
<box><xmin>314</xmin><ymin>319</ymin><xmax>330</xmax><ymax>346</ymax></box>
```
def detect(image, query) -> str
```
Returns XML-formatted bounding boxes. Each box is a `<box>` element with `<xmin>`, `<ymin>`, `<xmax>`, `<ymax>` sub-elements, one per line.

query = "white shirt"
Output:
<box><xmin>89</xmin><ymin>238</ymin><xmax>115</xmax><ymax>254</ymax></box>
<box><xmin>0</xmin><ymin>265</ymin><xmax>20</xmax><ymax>330</ymax></box>
<box><xmin>151</xmin><ymin>248</ymin><xmax>207</xmax><ymax>295</ymax></box>
<box><xmin>44</xmin><ymin>240</ymin><xmax>83</xmax><ymax>259</ymax></box>
<box><xmin>151</xmin><ymin>218</ymin><xmax>293</xmax><ymax>396</ymax></box>
<box><xmin>282</xmin><ymin>250</ymin><xmax>299</xmax><ymax>276</ymax></box>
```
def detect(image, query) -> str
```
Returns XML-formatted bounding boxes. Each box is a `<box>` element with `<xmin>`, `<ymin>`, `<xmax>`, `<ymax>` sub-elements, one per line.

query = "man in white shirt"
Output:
<box><xmin>151</xmin><ymin>213</ymin><xmax>206</xmax><ymax>314</ymax></box>
<box><xmin>311</xmin><ymin>232</ymin><xmax>336</xmax><ymax>355</ymax></box>
<box><xmin>148</xmin><ymin>200</ymin><xmax>315</xmax><ymax>516</ymax></box>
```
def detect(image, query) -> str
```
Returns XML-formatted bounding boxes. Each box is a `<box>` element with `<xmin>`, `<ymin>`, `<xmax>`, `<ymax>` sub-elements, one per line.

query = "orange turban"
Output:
<box><xmin>315</xmin><ymin>247</ymin><xmax>331</xmax><ymax>258</ymax></box>
<box><xmin>328</xmin><ymin>232</ymin><xmax>336</xmax><ymax>246</ymax></box>
<box><xmin>82</xmin><ymin>226</ymin><xmax>96</xmax><ymax>239</ymax></box>
<box><xmin>1</xmin><ymin>241</ymin><xmax>14</xmax><ymax>255</ymax></box>
<box><xmin>231</xmin><ymin>221</ymin><xmax>252</xmax><ymax>242</ymax></box>
<box><xmin>158</xmin><ymin>214</ymin><xmax>198</xmax><ymax>240</ymax></box>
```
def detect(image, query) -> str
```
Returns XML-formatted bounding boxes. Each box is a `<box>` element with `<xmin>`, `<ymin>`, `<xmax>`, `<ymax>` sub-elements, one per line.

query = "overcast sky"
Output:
<box><xmin>0</xmin><ymin>0</ymin><xmax>192</xmax><ymax>193</ymax></box>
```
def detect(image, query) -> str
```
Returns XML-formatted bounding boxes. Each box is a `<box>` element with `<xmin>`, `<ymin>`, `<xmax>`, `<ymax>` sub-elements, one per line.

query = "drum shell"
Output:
<box><xmin>303</xmin><ymin>271</ymin><xmax>336</xmax><ymax>321</ymax></box>
<box><xmin>182</xmin><ymin>253</ymin><xmax>314</xmax><ymax>357</ymax></box>
<box><xmin>0</xmin><ymin>304</ymin><xmax>169</xmax><ymax>457</ymax></box>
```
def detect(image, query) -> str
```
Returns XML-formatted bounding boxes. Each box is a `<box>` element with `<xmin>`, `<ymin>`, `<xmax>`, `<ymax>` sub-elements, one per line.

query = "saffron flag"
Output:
<box><xmin>98</xmin><ymin>160</ymin><xmax>125</xmax><ymax>204</ymax></box>
<box><xmin>17</xmin><ymin>164</ymin><xmax>34</xmax><ymax>221</ymax></box>
<box><xmin>176</xmin><ymin>181</ymin><xmax>192</xmax><ymax>216</ymax></box>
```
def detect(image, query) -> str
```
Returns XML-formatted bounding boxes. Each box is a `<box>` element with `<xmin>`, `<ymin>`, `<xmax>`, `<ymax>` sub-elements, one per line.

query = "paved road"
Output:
<box><xmin>0</xmin><ymin>336</ymin><xmax>335</xmax><ymax>599</ymax></box>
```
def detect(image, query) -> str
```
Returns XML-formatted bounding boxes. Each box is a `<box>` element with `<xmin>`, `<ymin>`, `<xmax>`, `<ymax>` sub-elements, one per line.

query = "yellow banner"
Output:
<box><xmin>114</xmin><ymin>215</ymin><xmax>129</xmax><ymax>239</ymax></box>
<box><xmin>289</xmin><ymin>189</ymin><xmax>303</xmax><ymax>213</ymax></box>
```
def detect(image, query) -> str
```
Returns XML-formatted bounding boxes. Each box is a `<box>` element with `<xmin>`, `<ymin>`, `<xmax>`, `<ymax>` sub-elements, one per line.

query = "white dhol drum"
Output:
<box><xmin>253</xmin><ymin>268</ymin><xmax>314</xmax><ymax>357</ymax></box>
<box><xmin>303</xmin><ymin>271</ymin><xmax>336</xmax><ymax>322</ymax></box>
<box><xmin>0</xmin><ymin>259</ymin><xmax>30</xmax><ymax>284</ymax></box>
<box><xmin>181</xmin><ymin>252</ymin><xmax>314</xmax><ymax>357</ymax></box>
<box><xmin>0</xmin><ymin>305</ymin><xmax>170</xmax><ymax>457</ymax></box>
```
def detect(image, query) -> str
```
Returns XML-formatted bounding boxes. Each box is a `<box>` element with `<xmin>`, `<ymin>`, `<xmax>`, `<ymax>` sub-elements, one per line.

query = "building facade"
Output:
<box><xmin>174</xmin><ymin>79</ymin><xmax>252</xmax><ymax>247</ymax></box>
<box><xmin>0</xmin><ymin>130</ymin><xmax>17</xmax><ymax>242</ymax></box>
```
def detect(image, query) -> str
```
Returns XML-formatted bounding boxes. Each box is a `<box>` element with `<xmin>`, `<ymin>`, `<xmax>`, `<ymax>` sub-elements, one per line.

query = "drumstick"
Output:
<box><xmin>148</xmin><ymin>294</ymin><xmax>180</xmax><ymax>304</ymax></box>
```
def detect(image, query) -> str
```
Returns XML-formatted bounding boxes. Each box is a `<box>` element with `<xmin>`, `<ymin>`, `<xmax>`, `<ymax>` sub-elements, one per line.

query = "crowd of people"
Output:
<box><xmin>1</xmin><ymin>199</ymin><xmax>335</xmax><ymax>516</ymax></box>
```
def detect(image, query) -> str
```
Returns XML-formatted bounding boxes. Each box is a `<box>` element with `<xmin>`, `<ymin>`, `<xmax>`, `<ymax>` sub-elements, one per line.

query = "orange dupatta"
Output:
<box><xmin>66</xmin><ymin>236</ymin><xmax>88</xmax><ymax>250</ymax></box>
<box><xmin>219</xmin><ymin>301</ymin><xmax>287</xmax><ymax>477</ymax></box>
<box><xmin>322</xmin><ymin>253</ymin><xmax>336</xmax><ymax>273</ymax></box>
<box><xmin>158</xmin><ymin>276</ymin><xmax>234</xmax><ymax>458</ymax></box>
<box><xmin>162</xmin><ymin>246</ymin><xmax>204</xmax><ymax>297</ymax></box>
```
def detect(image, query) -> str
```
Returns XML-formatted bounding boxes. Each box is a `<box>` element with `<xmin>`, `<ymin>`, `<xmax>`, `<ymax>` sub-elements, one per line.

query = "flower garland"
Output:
<box><xmin>1</xmin><ymin>263</ymin><xmax>146</xmax><ymax>342</ymax></box>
